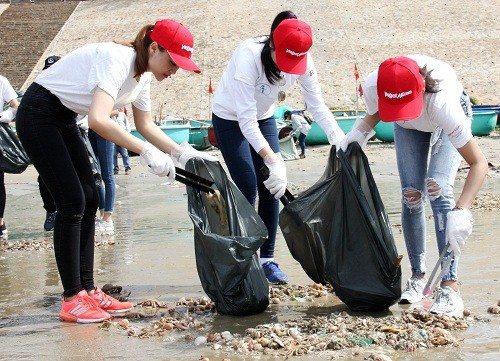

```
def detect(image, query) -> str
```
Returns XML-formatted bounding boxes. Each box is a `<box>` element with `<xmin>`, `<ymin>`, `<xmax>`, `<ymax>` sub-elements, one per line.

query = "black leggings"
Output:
<box><xmin>0</xmin><ymin>170</ymin><xmax>5</xmax><ymax>218</ymax></box>
<box><xmin>16</xmin><ymin>83</ymin><xmax>99</xmax><ymax>297</ymax></box>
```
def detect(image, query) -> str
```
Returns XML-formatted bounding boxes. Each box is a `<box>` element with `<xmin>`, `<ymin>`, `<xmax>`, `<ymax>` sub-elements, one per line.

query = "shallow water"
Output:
<box><xmin>0</xmin><ymin>146</ymin><xmax>499</xmax><ymax>360</ymax></box>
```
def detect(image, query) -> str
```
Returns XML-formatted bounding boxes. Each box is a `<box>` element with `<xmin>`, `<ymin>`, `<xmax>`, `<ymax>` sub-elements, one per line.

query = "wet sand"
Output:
<box><xmin>0</xmin><ymin>135</ymin><xmax>499</xmax><ymax>360</ymax></box>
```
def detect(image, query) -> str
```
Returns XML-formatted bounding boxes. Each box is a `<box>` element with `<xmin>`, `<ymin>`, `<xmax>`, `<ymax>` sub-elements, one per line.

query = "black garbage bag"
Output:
<box><xmin>0</xmin><ymin>123</ymin><xmax>30</xmax><ymax>173</ymax></box>
<box><xmin>279</xmin><ymin>143</ymin><xmax>401</xmax><ymax>311</ymax></box>
<box><xmin>185</xmin><ymin>158</ymin><xmax>269</xmax><ymax>316</ymax></box>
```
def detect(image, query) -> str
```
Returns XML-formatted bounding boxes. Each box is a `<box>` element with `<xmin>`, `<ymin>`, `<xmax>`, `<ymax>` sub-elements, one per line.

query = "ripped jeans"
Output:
<box><xmin>394</xmin><ymin>125</ymin><xmax>462</xmax><ymax>281</ymax></box>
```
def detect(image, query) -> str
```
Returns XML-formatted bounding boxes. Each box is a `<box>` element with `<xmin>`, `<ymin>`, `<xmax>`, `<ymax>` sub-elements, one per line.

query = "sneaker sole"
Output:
<box><xmin>105</xmin><ymin>306</ymin><xmax>133</xmax><ymax>315</ymax></box>
<box><xmin>60</xmin><ymin>312</ymin><xmax>110</xmax><ymax>323</ymax></box>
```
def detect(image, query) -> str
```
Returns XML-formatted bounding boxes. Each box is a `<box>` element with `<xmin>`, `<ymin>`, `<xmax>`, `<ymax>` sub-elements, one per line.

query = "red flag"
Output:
<box><xmin>358</xmin><ymin>83</ymin><xmax>364</xmax><ymax>96</ymax></box>
<box><xmin>354</xmin><ymin>63</ymin><xmax>360</xmax><ymax>80</ymax></box>
<box><xmin>208</xmin><ymin>78</ymin><xmax>213</xmax><ymax>94</ymax></box>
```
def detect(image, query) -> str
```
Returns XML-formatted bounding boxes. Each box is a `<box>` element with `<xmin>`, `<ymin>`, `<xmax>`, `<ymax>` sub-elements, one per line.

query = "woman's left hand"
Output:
<box><xmin>171</xmin><ymin>141</ymin><xmax>217</xmax><ymax>168</ymax></box>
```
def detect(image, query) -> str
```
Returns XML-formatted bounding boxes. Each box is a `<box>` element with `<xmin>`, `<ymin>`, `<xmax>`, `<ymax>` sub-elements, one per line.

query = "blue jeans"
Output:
<box><xmin>212</xmin><ymin>113</ymin><xmax>280</xmax><ymax>259</ymax></box>
<box><xmin>298</xmin><ymin>132</ymin><xmax>306</xmax><ymax>154</ymax></box>
<box><xmin>114</xmin><ymin>145</ymin><xmax>131</xmax><ymax>169</ymax></box>
<box><xmin>395</xmin><ymin>126</ymin><xmax>463</xmax><ymax>281</ymax></box>
<box><xmin>88</xmin><ymin>130</ymin><xmax>116</xmax><ymax>213</ymax></box>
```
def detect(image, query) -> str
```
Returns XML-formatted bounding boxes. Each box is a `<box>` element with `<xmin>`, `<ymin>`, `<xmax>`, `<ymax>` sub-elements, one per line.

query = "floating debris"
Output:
<box><xmin>269</xmin><ymin>283</ymin><xmax>332</xmax><ymax>303</ymax></box>
<box><xmin>0</xmin><ymin>236</ymin><xmax>115</xmax><ymax>252</ymax></box>
<box><xmin>0</xmin><ymin>239</ymin><xmax>53</xmax><ymax>251</ymax></box>
<box><xmin>101</xmin><ymin>283</ymin><xmax>131</xmax><ymax>302</ymax></box>
<box><xmin>206</xmin><ymin>309</ymin><xmax>483</xmax><ymax>357</ymax></box>
<box><xmin>487</xmin><ymin>300</ymin><xmax>500</xmax><ymax>314</ymax></box>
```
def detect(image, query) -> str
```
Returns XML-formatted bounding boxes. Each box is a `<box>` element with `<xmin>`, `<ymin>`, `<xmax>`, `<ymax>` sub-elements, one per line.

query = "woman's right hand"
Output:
<box><xmin>263</xmin><ymin>153</ymin><xmax>287</xmax><ymax>199</ymax></box>
<box><xmin>139</xmin><ymin>141</ymin><xmax>176</xmax><ymax>181</ymax></box>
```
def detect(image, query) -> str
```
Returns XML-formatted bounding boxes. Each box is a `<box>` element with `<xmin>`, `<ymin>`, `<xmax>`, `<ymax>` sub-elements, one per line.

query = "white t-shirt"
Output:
<box><xmin>212</xmin><ymin>37</ymin><xmax>341</xmax><ymax>152</ymax></box>
<box><xmin>0</xmin><ymin>75</ymin><xmax>18</xmax><ymax>108</ymax></box>
<box><xmin>36</xmin><ymin>43</ymin><xmax>152</xmax><ymax>115</ymax></box>
<box><xmin>363</xmin><ymin>54</ymin><xmax>472</xmax><ymax>148</ymax></box>
<box><xmin>291</xmin><ymin>114</ymin><xmax>311</xmax><ymax>135</ymax></box>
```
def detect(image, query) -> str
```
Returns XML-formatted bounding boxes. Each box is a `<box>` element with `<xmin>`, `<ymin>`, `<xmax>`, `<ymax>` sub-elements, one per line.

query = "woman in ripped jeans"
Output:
<box><xmin>340</xmin><ymin>55</ymin><xmax>488</xmax><ymax>316</ymax></box>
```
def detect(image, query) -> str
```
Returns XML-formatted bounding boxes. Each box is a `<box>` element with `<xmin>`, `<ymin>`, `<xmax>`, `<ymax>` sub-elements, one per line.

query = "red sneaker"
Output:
<box><xmin>60</xmin><ymin>290</ymin><xmax>111</xmax><ymax>323</ymax></box>
<box><xmin>91</xmin><ymin>287</ymin><xmax>133</xmax><ymax>315</ymax></box>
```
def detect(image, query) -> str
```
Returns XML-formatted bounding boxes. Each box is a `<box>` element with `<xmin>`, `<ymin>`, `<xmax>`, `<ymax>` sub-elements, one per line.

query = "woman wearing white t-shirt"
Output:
<box><xmin>16</xmin><ymin>19</ymin><xmax>214</xmax><ymax>323</ymax></box>
<box><xmin>341</xmin><ymin>55</ymin><xmax>488</xmax><ymax>316</ymax></box>
<box><xmin>0</xmin><ymin>75</ymin><xmax>20</xmax><ymax>240</ymax></box>
<box><xmin>211</xmin><ymin>11</ymin><xmax>345</xmax><ymax>284</ymax></box>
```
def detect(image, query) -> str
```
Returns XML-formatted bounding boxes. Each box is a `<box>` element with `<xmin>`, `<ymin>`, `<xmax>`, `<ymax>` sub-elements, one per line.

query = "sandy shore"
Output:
<box><xmin>21</xmin><ymin>0</ymin><xmax>500</xmax><ymax>121</ymax></box>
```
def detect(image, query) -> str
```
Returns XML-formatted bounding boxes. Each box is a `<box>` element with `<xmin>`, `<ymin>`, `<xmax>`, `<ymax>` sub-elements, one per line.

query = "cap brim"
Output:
<box><xmin>378</xmin><ymin>93</ymin><xmax>423</xmax><ymax>122</ymax></box>
<box><xmin>168</xmin><ymin>51</ymin><xmax>201</xmax><ymax>74</ymax></box>
<box><xmin>275</xmin><ymin>50</ymin><xmax>307</xmax><ymax>75</ymax></box>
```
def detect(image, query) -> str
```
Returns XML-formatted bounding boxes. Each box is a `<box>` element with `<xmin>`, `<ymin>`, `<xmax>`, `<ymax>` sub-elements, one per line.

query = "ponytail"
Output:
<box><xmin>114</xmin><ymin>24</ymin><xmax>154</xmax><ymax>79</ymax></box>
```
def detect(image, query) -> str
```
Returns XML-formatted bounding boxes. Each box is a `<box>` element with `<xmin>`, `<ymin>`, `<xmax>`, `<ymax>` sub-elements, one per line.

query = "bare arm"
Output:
<box><xmin>132</xmin><ymin>106</ymin><xmax>182</xmax><ymax>155</ymax></box>
<box><xmin>455</xmin><ymin>138</ymin><xmax>488</xmax><ymax>208</ymax></box>
<box><xmin>87</xmin><ymin>88</ymin><xmax>144</xmax><ymax>154</ymax></box>
<box><xmin>362</xmin><ymin>112</ymin><xmax>381</xmax><ymax>129</ymax></box>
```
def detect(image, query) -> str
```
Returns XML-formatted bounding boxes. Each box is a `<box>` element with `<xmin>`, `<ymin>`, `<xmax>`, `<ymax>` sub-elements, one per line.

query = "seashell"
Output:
<box><xmin>118</xmin><ymin>319</ymin><xmax>130</xmax><ymax>329</ymax></box>
<box><xmin>221</xmin><ymin>331</ymin><xmax>233</xmax><ymax>340</ymax></box>
<box><xmin>270</xmin><ymin>297</ymin><xmax>280</xmax><ymax>304</ymax></box>
<box><xmin>213</xmin><ymin>344</ymin><xmax>222</xmax><ymax>350</ymax></box>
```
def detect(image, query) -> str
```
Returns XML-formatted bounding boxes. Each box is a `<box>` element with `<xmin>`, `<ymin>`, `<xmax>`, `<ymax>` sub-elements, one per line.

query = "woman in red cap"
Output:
<box><xmin>211</xmin><ymin>11</ymin><xmax>345</xmax><ymax>284</ymax></box>
<box><xmin>341</xmin><ymin>55</ymin><xmax>488</xmax><ymax>316</ymax></box>
<box><xmin>15</xmin><ymin>19</ymin><xmax>214</xmax><ymax>323</ymax></box>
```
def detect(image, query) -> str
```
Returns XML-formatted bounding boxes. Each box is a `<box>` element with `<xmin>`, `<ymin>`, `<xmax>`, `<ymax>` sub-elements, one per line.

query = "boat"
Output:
<box><xmin>188</xmin><ymin>119</ymin><xmax>212</xmax><ymax>150</ymax></box>
<box><xmin>305</xmin><ymin>113</ymin><xmax>365</xmax><ymax>145</ymax></box>
<box><xmin>130</xmin><ymin>119</ymin><xmax>190</xmax><ymax>144</ymax></box>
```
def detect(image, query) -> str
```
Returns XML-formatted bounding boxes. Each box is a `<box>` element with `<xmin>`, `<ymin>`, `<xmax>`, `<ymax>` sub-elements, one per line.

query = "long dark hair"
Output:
<box><xmin>115</xmin><ymin>24</ymin><xmax>165</xmax><ymax>79</ymax></box>
<box><xmin>260</xmin><ymin>10</ymin><xmax>297</xmax><ymax>84</ymax></box>
<box><xmin>419</xmin><ymin>65</ymin><xmax>441</xmax><ymax>93</ymax></box>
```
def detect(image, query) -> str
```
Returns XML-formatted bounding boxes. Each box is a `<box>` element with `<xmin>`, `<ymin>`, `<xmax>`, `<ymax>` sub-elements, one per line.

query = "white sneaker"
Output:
<box><xmin>95</xmin><ymin>219</ymin><xmax>114</xmax><ymax>236</ymax></box>
<box><xmin>429</xmin><ymin>286</ymin><xmax>464</xmax><ymax>317</ymax></box>
<box><xmin>399</xmin><ymin>277</ymin><xmax>427</xmax><ymax>304</ymax></box>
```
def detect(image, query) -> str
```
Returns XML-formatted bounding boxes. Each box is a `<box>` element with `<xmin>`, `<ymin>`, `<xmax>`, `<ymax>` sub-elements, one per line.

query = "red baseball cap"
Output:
<box><xmin>150</xmin><ymin>19</ymin><xmax>201</xmax><ymax>73</ymax></box>
<box><xmin>272</xmin><ymin>19</ymin><xmax>313</xmax><ymax>75</ymax></box>
<box><xmin>377</xmin><ymin>56</ymin><xmax>424</xmax><ymax>122</ymax></box>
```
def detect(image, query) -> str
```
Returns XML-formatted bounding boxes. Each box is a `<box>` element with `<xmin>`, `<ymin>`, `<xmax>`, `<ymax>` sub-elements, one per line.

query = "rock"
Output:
<box><xmin>463</xmin><ymin>309</ymin><xmax>472</xmax><ymax>317</ymax></box>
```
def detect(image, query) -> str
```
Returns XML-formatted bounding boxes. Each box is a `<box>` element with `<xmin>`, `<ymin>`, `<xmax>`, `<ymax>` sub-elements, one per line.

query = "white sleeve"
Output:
<box><xmin>432</xmin><ymin>98</ymin><xmax>472</xmax><ymax>149</ymax></box>
<box><xmin>291</xmin><ymin>114</ymin><xmax>302</xmax><ymax>130</ymax></box>
<box><xmin>297</xmin><ymin>55</ymin><xmax>344</xmax><ymax>141</ymax></box>
<box><xmin>132</xmin><ymin>75</ymin><xmax>152</xmax><ymax>112</ymax></box>
<box><xmin>363</xmin><ymin>71</ymin><xmax>379</xmax><ymax>116</ymax></box>
<box><xmin>88</xmin><ymin>50</ymin><xmax>128</xmax><ymax>100</ymax></box>
<box><xmin>0</xmin><ymin>76</ymin><xmax>18</xmax><ymax>104</ymax></box>
<box><xmin>232</xmin><ymin>79</ymin><xmax>269</xmax><ymax>152</ymax></box>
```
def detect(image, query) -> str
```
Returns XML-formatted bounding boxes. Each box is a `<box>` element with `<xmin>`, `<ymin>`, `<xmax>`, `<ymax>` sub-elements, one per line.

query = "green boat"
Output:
<box><xmin>305</xmin><ymin>115</ymin><xmax>364</xmax><ymax>145</ymax></box>
<box><xmin>189</xmin><ymin>120</ymin><xmax>212</xmax><ymax>150</ymax></box>
<box><xmin>374</xmin><ymin>122</ymin><xmax>395</xmax><ymax>142</ymax></box>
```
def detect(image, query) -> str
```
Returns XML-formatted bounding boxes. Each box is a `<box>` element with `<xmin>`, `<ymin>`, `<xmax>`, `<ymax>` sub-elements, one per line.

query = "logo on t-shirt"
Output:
<box><xmin>384</xmin><ymin>90</ymin><xmax>413</xmax><ymax>99</ymax></box>
<box><xmin>286</xmin><ymin>49</ymin><xmax>307</xmax><ymax>57</ymax></box>
<box><xmin>257</xmin><ymin>83</ymin><xmax>271</xmax><ymax>96</ymax></box>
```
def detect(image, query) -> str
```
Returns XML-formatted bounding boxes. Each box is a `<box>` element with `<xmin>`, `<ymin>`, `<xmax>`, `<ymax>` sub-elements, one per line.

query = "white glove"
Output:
<box><xmin>446</xmin><ymin>208</ymin><xmax>473</xmax><ymax>256</ymax></box>
<box><xmin>171</xmin><ymin>141</ymin><xmax>217</xmax><ymax>168</ymax></box>
<box><xmin>315</xmin><ymin>117</ymin><xmax>345</xmax><ymax>147</ymax></box>
<box><xmin>339</xmin><ymin>118</ymin><xmax>375</xmax><ymax>152</ymax></box>
<box><xmin>139</xmin><ymin>141</ymin><xmax>176</xmax><ymax>181</ymax></box>
<box><xmin>76</xmin><ymin>115</ymin><xmax>89</xmax><ymax>131</ymax></box>
<box><xmin>0</xmin><ymin>107</ymin><xmax>17</xmax><ymax>123</ymax></box>
<box><xmin>263</xmin><ymin>153</ymin><xmax>287</xmax><ymax>199</ymax></box>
